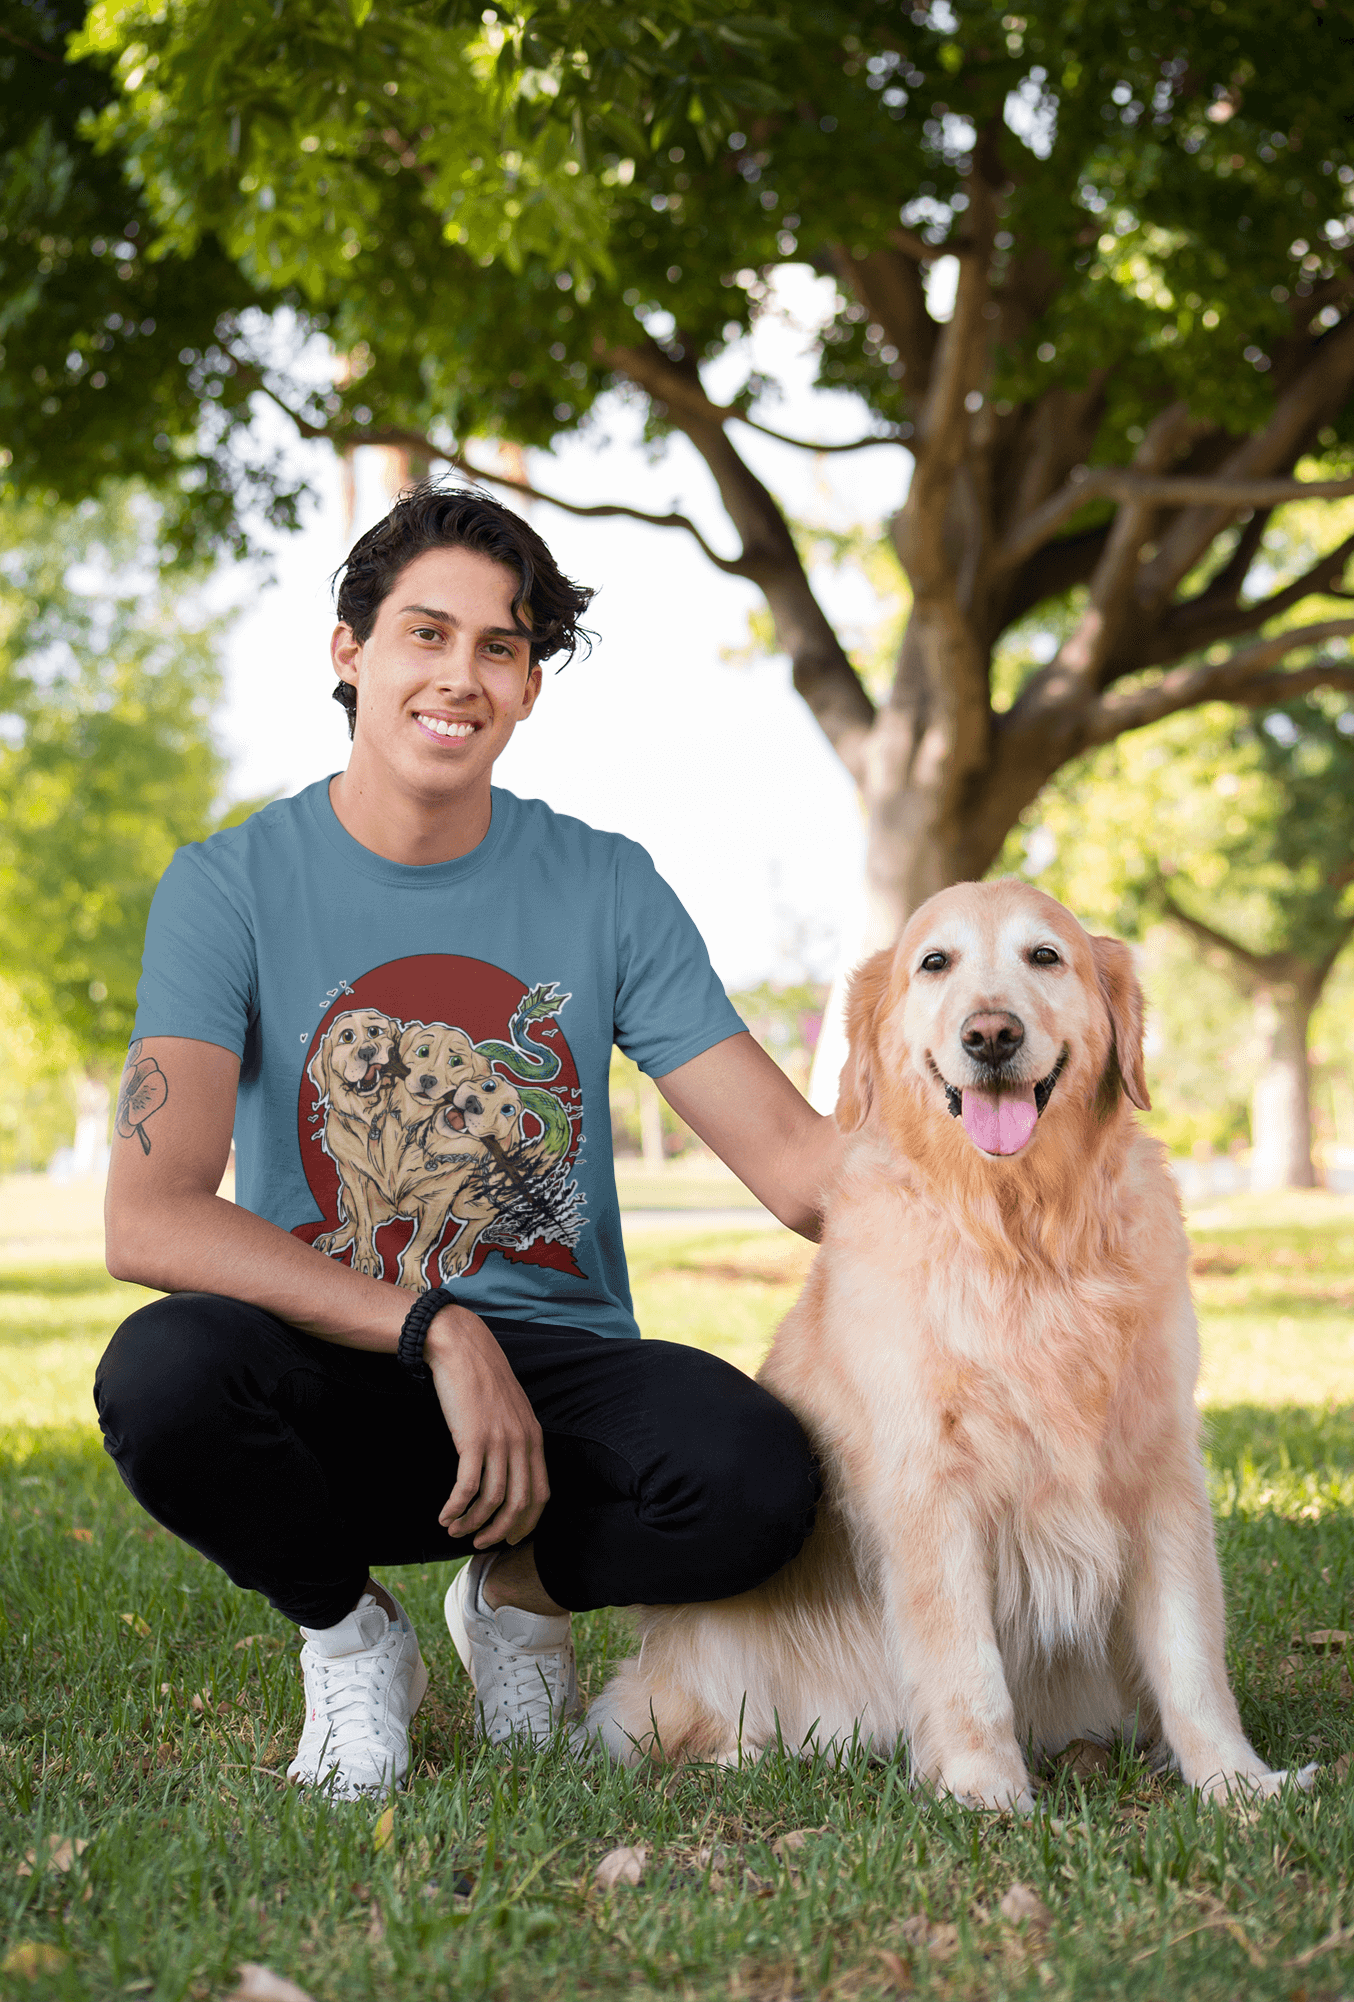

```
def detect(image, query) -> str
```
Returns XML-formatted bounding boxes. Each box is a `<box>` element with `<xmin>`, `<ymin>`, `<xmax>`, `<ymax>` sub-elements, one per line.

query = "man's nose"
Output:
<box><xmin>960</xmin><ymin>1010</ymin><xmax>1025</xmax><ymax>1068</ymax></box>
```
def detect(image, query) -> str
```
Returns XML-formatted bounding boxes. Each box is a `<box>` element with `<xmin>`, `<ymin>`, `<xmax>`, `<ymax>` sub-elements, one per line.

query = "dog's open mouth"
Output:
<box><xmin>927</xmin><ymin>1048</ymin><xmax>1068</xmax><ymax>1156</ymax></box>
<box><xmin>353</xmin><ymin>1064</ymin><xmax>384</xmax><ymax>1094</ymax></box>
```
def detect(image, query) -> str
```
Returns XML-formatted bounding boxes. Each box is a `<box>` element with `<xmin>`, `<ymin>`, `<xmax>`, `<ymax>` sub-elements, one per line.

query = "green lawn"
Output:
<box><xmin>5</xmin><ymin>1189</ymin><xmax>1354</xmax><ymax>1999</ymax></box>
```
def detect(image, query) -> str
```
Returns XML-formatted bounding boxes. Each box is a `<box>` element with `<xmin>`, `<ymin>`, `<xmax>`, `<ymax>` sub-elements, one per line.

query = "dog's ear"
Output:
<box><xmin>1089</xmin><ymin>934</ymin><xmax>1150</xmax><ymax>1112</ymax></box>
<box><xmin>835</xmin><ymin>948</ymin><xmax>896</xmax><ymax>1133</ymax></box>
<box><xmin>306</xmin><ymin>1032</ymin><xmax>330</xmax><ymax>1098</ymax></box>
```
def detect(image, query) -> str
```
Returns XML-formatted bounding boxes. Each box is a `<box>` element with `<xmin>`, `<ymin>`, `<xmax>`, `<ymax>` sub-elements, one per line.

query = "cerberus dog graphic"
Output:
<box><xmin>306</xmin><ymin>985</ymin><xmax>583</xmax><ymax>1290</ymax></box>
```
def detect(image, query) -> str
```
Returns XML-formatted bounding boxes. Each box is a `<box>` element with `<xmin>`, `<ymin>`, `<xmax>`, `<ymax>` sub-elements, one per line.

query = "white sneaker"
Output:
<box><xmin>287</xmin><ymin>1591</ymin><xmax>428</xmax><ymax>1799</ymax></box>
<box><xmin>444</xmin><ymin>1554</ymin><xmax>581</xmax><ymax>1745</ymax></box>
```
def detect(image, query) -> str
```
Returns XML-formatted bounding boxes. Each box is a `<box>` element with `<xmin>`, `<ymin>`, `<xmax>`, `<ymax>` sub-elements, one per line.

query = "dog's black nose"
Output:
<box><xmin>358</xmin><ymin>1043</ymin><xmax>376</xmax><ymax>1062</ymax></box>
<box><xmin>418</xmin><ymin>1073</ymin><xmax>439</xmax><ymax>1092</ymax></box>
<box><xmin>463</xmin><ymin>1095</ymin><xmax>482</xmax><ymax>1116</ymax></box>
<box><xmin>960</xmin><ymin>1010</ymin><xmax>1025</xmax><ymax>1068</ymax></box>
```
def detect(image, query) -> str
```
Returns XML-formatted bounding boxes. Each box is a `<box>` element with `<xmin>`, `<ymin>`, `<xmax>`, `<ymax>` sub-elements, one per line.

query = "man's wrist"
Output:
<box><xmin>397</xmin><ymin>1285</ymin><xmax>458</xmax><ymax>1378</ymax></box>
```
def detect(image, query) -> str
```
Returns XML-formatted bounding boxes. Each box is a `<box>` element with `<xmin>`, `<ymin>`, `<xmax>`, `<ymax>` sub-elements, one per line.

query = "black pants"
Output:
<box><xmin>94</xmin><ymin>1294</ymin><xmax>821</xmax><ymax>1628</ymax></box>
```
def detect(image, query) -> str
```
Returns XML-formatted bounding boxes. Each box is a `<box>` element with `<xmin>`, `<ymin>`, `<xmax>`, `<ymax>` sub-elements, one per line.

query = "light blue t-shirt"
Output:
<box><xmin>132</xmin><ymin>780</ymin><xmax>746</xmax><ymax>1339</ymax></box>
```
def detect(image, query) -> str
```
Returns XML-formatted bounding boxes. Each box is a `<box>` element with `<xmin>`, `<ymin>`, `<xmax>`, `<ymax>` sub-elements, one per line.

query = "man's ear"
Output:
<box><xmin>1089</xmin><ymin>934</ymin><xmax>1151</xmax><ymax>1112</ymax></box>
<box><xmin>835</xmin><ymin>948</ymin><xmax>896</xmax><ymax>1133</ymax></box>
<box><xmin>517</xmin><ymin>661</ymin><xmax>543</xmax><ymax>720</ymax></box>
<box><xmin>331</xmin><ymin>622</ymin><xmax>361</xmax><ymax>691</ymax></box>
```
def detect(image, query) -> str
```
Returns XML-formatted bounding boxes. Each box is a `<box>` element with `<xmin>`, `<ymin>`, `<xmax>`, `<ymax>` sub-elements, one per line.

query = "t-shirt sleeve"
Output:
<box><xmin>131</xmin><ymin>843</ymin><xmax>257</xmax><ymax>1059</ymax></box>
<box><xmin>611</xmin><ymin>842</ymin><xmax>746</xmax><ymax>1077</ymax></box>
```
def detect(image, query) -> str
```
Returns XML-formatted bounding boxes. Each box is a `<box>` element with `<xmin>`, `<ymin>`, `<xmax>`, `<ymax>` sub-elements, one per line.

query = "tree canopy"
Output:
<box><xmin>0</xmin><ymin>486</ymin><xmax>232</xmax><ymax>1073</ymax></box>
<box><xmin>7</xmin><ymin>0</ymin><xmax>1354</xmax><ymax>955</ymax></box>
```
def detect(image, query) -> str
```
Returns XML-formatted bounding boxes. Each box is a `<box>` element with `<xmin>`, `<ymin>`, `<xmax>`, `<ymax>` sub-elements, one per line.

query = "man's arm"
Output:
<box><xmin>654</xmin><ymin>1033</ymin><xmax>842</xmax><ymax>1239</ymax></box>
<box><xmin>104</xmin><ymin>1035</ymin><xmax>547</xmax><ymax>1548</ymax></box>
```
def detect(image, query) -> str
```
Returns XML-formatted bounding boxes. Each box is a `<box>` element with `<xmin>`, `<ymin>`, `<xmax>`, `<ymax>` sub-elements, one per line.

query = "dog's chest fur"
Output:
<box><xmin>791</xmin><ymin>1178</ymin><xmax>1181</xmax><ymax>1662</ymax></box>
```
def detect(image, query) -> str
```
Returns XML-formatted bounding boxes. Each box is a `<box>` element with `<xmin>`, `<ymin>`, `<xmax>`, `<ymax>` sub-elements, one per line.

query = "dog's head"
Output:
<box><xmin>436</xmin><ymin>1073</ymin><xmax>526</xmax><ymax>1147</ymax></box>
<box><xmin>308</xmin><ymin>1009</ymin><xmax>400</xmax><ymax>1113</ymax></box>
<box><xmin>393</xmin><ymin>1022</ymin><xmax>494</xmax><ymax>1117</ymax></box>
<box><xmin>836</xmin><ymin>880</ymin><xmax>1148</xmax><ymax>1165</ymax></box>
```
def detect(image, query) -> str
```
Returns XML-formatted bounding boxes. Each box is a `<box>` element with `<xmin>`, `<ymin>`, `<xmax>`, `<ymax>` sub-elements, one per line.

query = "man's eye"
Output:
<box><xmin>919</xmin><ymin>951</ymin><xmax>949</xmax><ymax>972</ymax></box>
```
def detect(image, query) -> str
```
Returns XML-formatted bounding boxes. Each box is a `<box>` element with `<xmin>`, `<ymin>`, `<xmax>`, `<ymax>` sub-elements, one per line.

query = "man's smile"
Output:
<box><xmin>414</xmin><ymin>711</ymin><xmax>480</xmax><ymax>741</ymax></box>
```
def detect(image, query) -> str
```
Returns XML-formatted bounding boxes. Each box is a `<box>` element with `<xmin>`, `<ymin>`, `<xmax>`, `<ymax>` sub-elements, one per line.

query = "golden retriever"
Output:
<box><xmin>308</xmin><ymin>1009</ymin><xmax>401</xmax><ymax>1275</ymax></box>
<box><xmin>586</xmin><ymin>881</ymin><xmax>1314</xmax><ymax>1807</ymax></box>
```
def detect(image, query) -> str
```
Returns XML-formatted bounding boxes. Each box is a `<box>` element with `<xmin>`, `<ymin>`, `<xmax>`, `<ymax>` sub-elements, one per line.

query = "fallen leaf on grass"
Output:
<box><xmin>772</xmin><ymin>1827</ymin><xmax>824</xmax><ymax>1858</ymax></box>
<box><xmin>1055</xmin><ymin>1739</ymin><xmax>1112</xmax><ymax>1780</ymax></box>
<box><xmin>233</xmin><ymin>1634</ymin><xmax>282</xmax><ymax>1654</ymax></box>
<box><xmin>593</xmin><ymin>1845</ymin><xmax>647</xmax><ymax>1890</ymax></box>
<box><xmin>118</xmin><ymin>1613</ymin><xmax>152</xmax><ymax>1638</ymax></box>
<box><xmin>15</xmin><ymin>1835</ymin><xmax>90</xmax><ymax>1878</ymax></box>
<box><xmin>1</xmin><ymin>1943</ymin><xmax>68</xmax><ymax>1978</ymax></box>
<box><xmin>366</xmin><ymin>1902</ymin><xmax>385</xmax><ymax>1945</ymax></box>
<box><xmin>1000</xmin><ymin>1883</ymin><xmax>1053</xmax><ymax>1932</ymax></box>
<box><xmin>1293</xmin><ymin>1630</ymin><xmax>1351</xmax><ymax>1652</ymax></box>
<box><xmin>191</xmin><ymin>1693</ymin><xmax>209</xmax><ymax>1715</ymax></box>
<box><xmin>222</xmin><ymin>1966</ymin><xmax>319</xmax><ymax>2002</ymax></box>
<box><xmin>875</xmin><ymin>1947</ymin><xmax>912</xmax><ymax>1991</ymax></box>
<box><xmin>898</xmin><ymin>1916</ymin><xmax>959</xmax><ymax>1960</ymax></box>
<box><xmin>372</xmin><ymin>1805</ymin><xmax>396</xmax><ymax>1853</ymax></box>
<box><xmin>1334</xmin><ymin>1751</ymin><xmax>1352</xmax><ymax>1781</ymax></box>
<box><xmin>68</xmin><ymin>1527</ymin><xmax>93</xmax><ymax>1543</ymax></box>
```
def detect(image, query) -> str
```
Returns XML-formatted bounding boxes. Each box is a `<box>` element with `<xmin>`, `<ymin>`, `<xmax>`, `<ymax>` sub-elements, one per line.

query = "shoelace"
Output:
<box><xmin>485</xmin><ymin>1639</ymin><xmax>563</xmax><ymax>1728</ymax></box>
<box><xmin>308</xmin><ymin>1652</ymin><xmax>392</xmax><ymax>1748</ymax></box>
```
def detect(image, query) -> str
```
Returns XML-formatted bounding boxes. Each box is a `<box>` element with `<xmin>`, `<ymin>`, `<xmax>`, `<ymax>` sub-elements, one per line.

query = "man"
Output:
<box><xmin>99</xmin><ymin>484</ymin><xmax>838</xmax><ymax>1798</ymax></box>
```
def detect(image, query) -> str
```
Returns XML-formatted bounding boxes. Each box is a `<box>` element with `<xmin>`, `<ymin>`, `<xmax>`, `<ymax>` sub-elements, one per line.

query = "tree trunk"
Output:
<box><xmin>1249</xmin><ymin>981</ymin><xmax>1318</xmax><ymax>1192</ymax></box>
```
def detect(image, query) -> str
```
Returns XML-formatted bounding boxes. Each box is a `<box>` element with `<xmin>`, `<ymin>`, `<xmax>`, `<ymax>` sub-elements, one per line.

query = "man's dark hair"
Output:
<box><xmin>331</xmin><ymin>482</ymin><xmax>595</xmax><ymax>738</ymax></box>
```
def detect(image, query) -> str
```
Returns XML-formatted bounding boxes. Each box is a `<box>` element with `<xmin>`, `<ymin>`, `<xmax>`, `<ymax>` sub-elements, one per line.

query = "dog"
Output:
<box><xmin>586</xmin><ymin>881</ymin><xmax>1314</xmax><ymax>1807</ymax></box>
<box><xmin>424</xmin><ymin>1074</ymin><xmax>569</xmax><ymax>1280</ymax></box>
<box><xmin>307</xmin><ymin>1009</ymin><xmax>402</xmax><ymax>1276</ymax></box>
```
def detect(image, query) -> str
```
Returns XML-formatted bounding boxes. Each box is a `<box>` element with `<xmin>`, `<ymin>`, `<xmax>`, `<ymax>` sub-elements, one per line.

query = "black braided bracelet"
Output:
<box><xmin>397</xmin><ymin>1285</ymin><xmax>458</xmax><ymax>1381</ymax></box>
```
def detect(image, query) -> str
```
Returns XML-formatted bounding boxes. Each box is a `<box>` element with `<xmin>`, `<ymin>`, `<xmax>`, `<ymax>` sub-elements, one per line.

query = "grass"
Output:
<box><xmin>5</xmin><ymin>1187</ymin><xmax>1354</xmax><ymax>1999</ymax></box>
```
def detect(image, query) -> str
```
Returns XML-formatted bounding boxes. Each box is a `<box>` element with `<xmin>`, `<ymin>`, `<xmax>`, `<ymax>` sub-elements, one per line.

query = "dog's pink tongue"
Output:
<box><xmin>961</xmin><ymin>1084</ymin><xmax>1038</xmax><ymax>1156</ymax></box>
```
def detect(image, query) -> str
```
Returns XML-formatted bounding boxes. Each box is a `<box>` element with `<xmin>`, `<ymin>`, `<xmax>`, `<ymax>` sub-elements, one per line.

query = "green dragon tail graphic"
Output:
<box><xmin>475</xmin><ymin>982</ymin><xmax>570</xmax><ymax>1085</ymax></box>
<box><xmin>517</xmin><ymin>1085</ymin><xmax>574</xmax><ymax>1160</ymax></box>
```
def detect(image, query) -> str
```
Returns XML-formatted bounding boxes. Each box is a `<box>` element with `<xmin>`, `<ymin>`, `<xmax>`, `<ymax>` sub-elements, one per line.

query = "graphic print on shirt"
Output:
<box><xmin>292</xmin><ymin>954</ymin><xmax>585</xmax><ymax>1291</ymax></box>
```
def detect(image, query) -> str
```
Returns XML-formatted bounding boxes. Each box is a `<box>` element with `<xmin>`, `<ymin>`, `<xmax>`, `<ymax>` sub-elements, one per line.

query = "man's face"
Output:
<box><xmin>331</xmin><ymin>544</ymin><xmax>542</xmax><ymax>801</ymax></box>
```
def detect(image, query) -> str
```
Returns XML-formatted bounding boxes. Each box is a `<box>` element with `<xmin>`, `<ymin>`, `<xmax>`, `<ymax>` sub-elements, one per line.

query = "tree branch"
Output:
<box><xmin>1083</xmin><ymin>623</ymin><xmax>1354</xmax><ymax>743</ymax></box>
<box><xmin>830</xmin><ymin>244</ymin><xmax>938</xmax><ymax>400</ymax></box>
<box><xmin>734</xmin><ymin>416</ymin><xmax>906</xmax><ymax>453</ymax></box>
<box><xmin>1150</xmin><ymin>528</ymin><xmax>1354</xmax><ymax>663</ymax></box>
<box><xmin>1138</xmin><ymin>315</ymin><xmax>1354</xmax><ymax>607</ymax></box>
<box><xmin>599</xmin><ymin>339</ymin><xmax>877</xmax><ymax>774</ymax></box>
<box><xmin>998</xmin><ymin>468</ymin><xmax>1354</xmax><ymax>574</ymax></box>
<box><xmin>1155</xmin><ymin>888</ymin><xmax>1290</xmax><ymax>992</ymax></box>
<box><xmin>237</xmin><ymin>367</ymin><xmax>753</xmax><ymax>575</ymax></box>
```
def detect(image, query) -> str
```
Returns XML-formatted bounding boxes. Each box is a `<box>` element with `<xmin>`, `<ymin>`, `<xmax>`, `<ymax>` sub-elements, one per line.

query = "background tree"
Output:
<box><xmin>1008</xmin><ymin>690</ymin><xmax>1354</xmax><ymax>1188</ymax></box>
<box><xmin>11</xmin><ymin>0</ymin><xmax>1354</xmax><ymax>964</ymax></box>
<box><xmin>0</xmin><ymin>487</ymin><xmax>238</xmax><ymax>1163</ymax></box>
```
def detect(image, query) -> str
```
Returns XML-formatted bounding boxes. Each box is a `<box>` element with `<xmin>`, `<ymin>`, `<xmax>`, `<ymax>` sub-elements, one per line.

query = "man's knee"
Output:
<box><xmin>95</xmin><ymin>1293</ymin><xmax>264</xmax><ymax>1471</ymax></box>
<box><xmin>653</xmin><ymin>1366</ymin><xmax>822</xmax><ymax>1600</ymax></box>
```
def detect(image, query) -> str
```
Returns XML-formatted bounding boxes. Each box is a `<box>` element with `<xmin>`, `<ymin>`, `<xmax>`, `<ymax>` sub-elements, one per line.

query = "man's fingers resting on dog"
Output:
<box><xmin>426</xmin><ymin>1306</ymin><xmax>548</xmax><ymax>1544</ymax></box>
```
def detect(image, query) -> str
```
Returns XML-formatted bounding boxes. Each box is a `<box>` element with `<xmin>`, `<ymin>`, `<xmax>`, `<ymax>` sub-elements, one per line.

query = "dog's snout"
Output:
<box><xmin>357</xmin><ymin>1042</ymin><xmax>377</xmax><ymax>1063</ymax></box>
<box><xmin>418</xmin><ymin>1072</ymin><xmax>439</xmax><ymax>1093</ymax></box>
<box><xmin>463</xmin><ymin>1094</ymin><xmax>483</xmax><ymax>1117</ymax></box>
<box><xmin>960</xmin><ymin>1010</ymin><xmax>1025</xmax><ymax>1068</ymax></box>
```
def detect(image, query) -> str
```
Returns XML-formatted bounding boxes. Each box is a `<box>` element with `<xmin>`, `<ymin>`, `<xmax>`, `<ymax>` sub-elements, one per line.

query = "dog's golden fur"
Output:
<box><xmin>308</xmin><ymin>1009</ymin><xmax>401</xmax><ymax>1277</ymax></box>
<box><xmin>588</xmin><ymin>881</ymin><xmax>1310</xmax><ymax>1806</ymax></box>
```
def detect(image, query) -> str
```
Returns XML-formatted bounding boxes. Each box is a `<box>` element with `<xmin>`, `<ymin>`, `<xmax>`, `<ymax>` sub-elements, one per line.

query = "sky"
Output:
<box><xmin>215</xmin><ymin>269</ymin><xmax>918</xmax><ymax>994</ymax></box>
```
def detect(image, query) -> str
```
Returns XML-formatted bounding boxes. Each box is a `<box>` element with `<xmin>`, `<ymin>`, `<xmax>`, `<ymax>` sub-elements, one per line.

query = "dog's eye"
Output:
<box><xmin>339</xmin><ymin>1029</ymin><xmax>354</xmax><ymax>1042</ymax></box>
<box><xmin>1030</xmin><ymin>946</ymin><xmax>1061</xmax><ymax>967</ymax></box>
<box><xmin>919</xmin><ymin>951</ymin><xmax>949</xmax><ymax>973</ymax></box>
<box><xmin>414</xmin><ymin>1044</ymin><xmax>430</xmax><ymax>1059</ymax></box>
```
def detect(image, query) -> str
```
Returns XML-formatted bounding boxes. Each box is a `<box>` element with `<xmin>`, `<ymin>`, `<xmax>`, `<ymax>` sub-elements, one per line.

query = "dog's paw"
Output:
<box><xmin>1200</xmin><ymin>1763</ymin><xmax>1320</xmax><ymax>1803</ymax></box>
<box><xmin>935</xmin><ymin>1763</ymin><xmax>1036</xmax><ymax>1815</ymax></box>
<box><xmin>351</xmin><ymin>1252</ymin><xmax>384</xmax><ymax>1280</ymax></box>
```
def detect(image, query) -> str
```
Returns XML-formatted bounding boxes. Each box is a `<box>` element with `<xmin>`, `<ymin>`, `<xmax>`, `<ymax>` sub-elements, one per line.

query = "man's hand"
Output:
<box><xmin>428</xmin><ymin>1306</ymin><xmax>550</xmax><ymax>1548</ymax></box>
